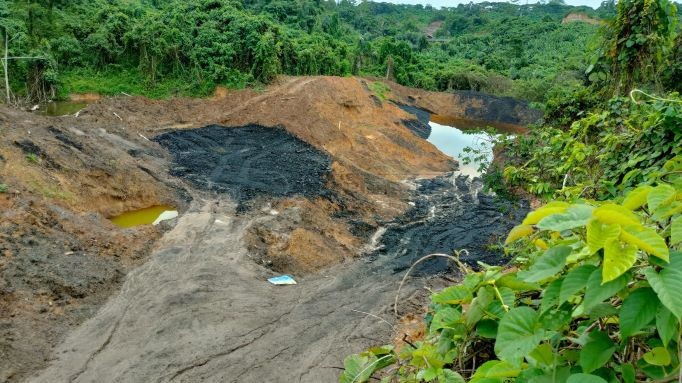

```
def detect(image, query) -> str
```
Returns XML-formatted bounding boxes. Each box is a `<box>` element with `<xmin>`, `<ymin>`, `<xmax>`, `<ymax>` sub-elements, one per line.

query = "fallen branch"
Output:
<box><xmin>113</xmin><ymin>112</ymin><xmax>123</xmax><ymax>121</ymax></box>
<box><xmin>394</xmin><ymin>252</ymin><xmax>463</xmax><ymax>317</ymax></box>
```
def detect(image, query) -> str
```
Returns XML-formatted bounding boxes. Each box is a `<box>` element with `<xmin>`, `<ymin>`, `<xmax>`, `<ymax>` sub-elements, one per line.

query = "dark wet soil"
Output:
<box><xmin>154</xmin><ymin>125</ymin><xmax>331</xmax><ymax>207</ymax></box>
<box><xmin>372</xmin><ymin>174</ymin><xmax>528</xmax><ymax>276</ymax></box>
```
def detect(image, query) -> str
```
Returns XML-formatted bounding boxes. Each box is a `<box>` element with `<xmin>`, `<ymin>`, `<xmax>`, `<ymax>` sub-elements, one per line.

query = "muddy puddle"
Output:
<box><xmin>110</xmin><ymin>205</ymin><xmax>178</xmax><ymax>228</ymax></box>
<box><xmin>35</xmin><ymin>101</ymin><xmax>89</xmax><ymax>116</ymax></box>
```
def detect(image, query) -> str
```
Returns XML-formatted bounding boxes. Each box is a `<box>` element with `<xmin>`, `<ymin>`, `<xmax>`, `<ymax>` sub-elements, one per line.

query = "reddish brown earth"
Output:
<box><xmin>0</xmin><ymin>76</ymin><xmax>534</xmax><ymax>382</ymax></box>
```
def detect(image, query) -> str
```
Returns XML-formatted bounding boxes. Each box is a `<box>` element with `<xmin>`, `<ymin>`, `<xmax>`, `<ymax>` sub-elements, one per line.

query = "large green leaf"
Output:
<box><xmin>536</xmin><ymin>204</ymin><xmax>594</xmax><ymax>232</ymax></box>
<box><xmin>655</xmin><ymin>305</ymin><xmax>679</xmax><ymax>346</ymax></box>
<box><xmin>586</xmin><ymin>220</ymin><xmax>621</xmax><ymax>254</ymax></box>
<box><xmin>340</xmin><ymin>354</ymin><xmax>384</xmax><ymax>383</ymax></box>
<box><xmin>430</xmin><ymin>306</ymin><xmax>462</xmax><ymax>332</ymax></box>
<box><xmin>540</xmin><ymin>278</ymin><xmax>562</xmax><ymax>314</ymax></box>
<box><xmin>432</xmin><ymin>285</ymin><xmax>473</xmax><ymax>305</ymax></box>
<box><xmin>622</xmin><ymin>185</ymin><xmax>653</xmax><ymax>210</ymax></box>
<box><xmin>671</xmin><ymin>216</ymin><xmax>682</xmax><ymax>245</ymax></box>
<box><xmin>592</xmin><ymin>203</ymin><xmax>641</xmax><ymax>227</ymax></box>
<box><xmin>579</xmin><ymin>330</ymin><xmax>616</xmax><ymax>373</ymax></box>
<box><xmin>518</xmin><ymin>246</ymin><xmax>571</xmax><ymax>283</ymax></box>
<box><xmin>471</xmin><ymin>360</ymin><xmax>521</xmax><ymax>379</ymax></box>
<box><xmin>466</xmin><ymin>286</ymin><xmax>494</xmax><ymax>327</ymax></box>
<box><xmin>602</xmin><ymin>238</ymin><xmax>637</xmax><ymax>283</ymax></box>
<box><xmin>643</xmin><ymin>252</ymin><xmax>682</xmax><ymax>320</ymax></box>
<box><xmin>647</xmin><ymin>184</ymin><xmax>676</xmax><ymax>213</ymax></box>
<box><xmin>620</xmin><ymin>225</ymin><xmax>669</xmax><ymax>262</ymax></box>
<box><xmin>583</xmin><ymin>268</ymin><xmax>629</xmax><ymax>311</ymax></box>
<box><xmin>560</xmin><ymin>264</ymin><xmax>597</xmax><ymax>303</ymax></box>
<box><xmin>621</xmin><ymin>363</ymin><xmax>636</xmax><ymax>383</ymax></box>
<box><xmin>505</xmin><ymin>224</ymin><xmax>534</xmax><ymax>244</ymax></box>
<box><xmin>494</xmin><ymin>307</ymin><xmax>545</xmax><ymax>366</ymax></box>
<box><xmin>620</xmin><ymin>288</ymin><xmax>659</xmax><ymax>337</ymax></box>
<box><xmin>439</xmin><ymin>369</ymin><xmax>466</xmax><ymax>383</ymax></box>
<box><xmin>643</xmin><ymin>347</ymin><xmax>672</xmax><ymax>366</ymax></box>
<box><xmin>522</xmin><ymin>202</ymin><xmax>570</xmax><ymax>225</ymax></box>
<box><xmin>566</xmin><ymin>373</ymin><xmax>607</xmax><ymax>383</ymax></box>
<box><xmin>496</xmin><ymin>273</ymin><xmax>541</xmax><ymax>292</ymax></box>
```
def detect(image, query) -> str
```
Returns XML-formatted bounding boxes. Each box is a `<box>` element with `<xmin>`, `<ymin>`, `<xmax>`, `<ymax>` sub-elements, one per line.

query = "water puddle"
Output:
<box><xmin>426</xmin><ymin>115</ymin><xmax>526</xmax><ymax>177</ymax></box>
<box><xmin>110</xmin><ymin>205</ymin><xmax>178</xmax><ymax>228</ymax></box>
<box><xmin>35</xmin><ymin>101</ymin><xmax>89</xmax><ymax>116</ymax></box>
<box><xmin>426</xmin><ymin>121</ymin><xmax>494</xmax><ymax>177</ymax></box>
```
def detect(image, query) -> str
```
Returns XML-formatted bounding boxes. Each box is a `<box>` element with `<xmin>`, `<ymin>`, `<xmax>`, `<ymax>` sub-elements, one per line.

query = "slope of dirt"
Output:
<box><xmin>387</xmin><ymin>81</ymin><xmax>542</xmax><ymax>130</ymax></box>
<box><xmin>0</xmin><ymin>110</ymin><xmax>187</xmax><ymax>382</ymax></box>
<box><xmin>1</xmin><ymin>76</ymin><xmax>537</xmax><ymax>382</ymax></box>
<box><xmin>27</xmin><ymin>201</ymin><xmax>408</xmax><ymax>383</ymax></box>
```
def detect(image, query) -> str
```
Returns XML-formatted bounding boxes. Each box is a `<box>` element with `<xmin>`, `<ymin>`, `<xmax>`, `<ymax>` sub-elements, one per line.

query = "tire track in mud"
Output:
<box><xmin>29</xmin><ymin>201</ymin><xmax>402</xmax><ymax>383</ymax></box>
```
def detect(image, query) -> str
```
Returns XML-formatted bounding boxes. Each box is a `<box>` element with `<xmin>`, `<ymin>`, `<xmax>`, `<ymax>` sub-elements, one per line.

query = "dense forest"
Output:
<box><xmin>0</xmin><ymin>0</ymin><xmax>632</xmax><ymax>103</ymax></box>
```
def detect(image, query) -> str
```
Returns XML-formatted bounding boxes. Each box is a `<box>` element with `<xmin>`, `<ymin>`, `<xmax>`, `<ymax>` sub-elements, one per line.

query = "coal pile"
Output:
<box><xmin>155</xmin><ymin>125</ymin><xmax>331</xmax><ymax>205</ymax></box>
<box><xmin>372</xmin><ymin>174</ymin><xmax>528</xmax><ymax>275</ymax></box>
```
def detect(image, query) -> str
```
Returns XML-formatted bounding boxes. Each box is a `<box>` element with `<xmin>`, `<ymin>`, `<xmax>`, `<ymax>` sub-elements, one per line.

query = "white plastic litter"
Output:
<box><xmin>152</xmin><ymin>210</ymin><xmax>179</xmax><ymax>225</ymax></box>
<box><xmin>268</xmin><ymin>275</ymin><xmax>297</xmax><ymax>285</ymax></box>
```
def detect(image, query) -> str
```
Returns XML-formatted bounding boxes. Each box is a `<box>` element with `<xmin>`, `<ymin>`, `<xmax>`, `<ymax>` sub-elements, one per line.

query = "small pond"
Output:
<box><xmin>35</xmin><ymin>101</ymin><xmax>89</xmax><ymax>116</ymax></box>
<box><xmin>426</xmin><ymin>115</ymin><xmax>525</xmax><ymax>177</ymax></box>
<box><xmin>110</xmin><ymin>205</ymin><xmax>178</xmax><ymax>228</ymax></box>
<box><xmin>427</xmin><ymin>121</ymin><xmax>494</xmax><ymax>177</ymax></box>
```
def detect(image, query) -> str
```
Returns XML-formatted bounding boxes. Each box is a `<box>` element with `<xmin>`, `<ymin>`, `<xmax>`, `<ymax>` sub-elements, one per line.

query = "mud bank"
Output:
<box><xmin>154</xmin><ymin>125</ymin><xmax>331</xmax><ymax>207</ymax></box>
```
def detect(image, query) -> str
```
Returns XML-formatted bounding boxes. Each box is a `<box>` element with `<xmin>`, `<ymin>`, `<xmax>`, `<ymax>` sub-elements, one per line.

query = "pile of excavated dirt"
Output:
<box><xmin>1</xmin><ymin>75</ymin><xmax>538</xmax><ymax>382</ymax></box>
<box><xmin>154</xmin><ymin>125</ymin><xmax>332</xmax><ymax>207</ymax></box>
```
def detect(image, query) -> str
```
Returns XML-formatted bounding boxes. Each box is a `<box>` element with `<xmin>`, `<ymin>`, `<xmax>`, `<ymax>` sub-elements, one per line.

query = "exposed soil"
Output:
<box><xmin>0</xmin><ymin>75</ymin><xmax>536</xmax><ymax>382</ymax></box>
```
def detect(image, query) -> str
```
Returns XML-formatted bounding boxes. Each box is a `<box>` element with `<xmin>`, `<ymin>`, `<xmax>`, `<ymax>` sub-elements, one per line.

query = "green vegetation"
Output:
<box><xmin>25</xmin><ymin>153</ymin><xmax>39</xmax><ymax>164</ymax></box>
<box><xmin>368</xmin><ymin>81</ymin><xmax>391</xmax><ymax>101</ymax></box>
<box><xmin>0</xmin><ymin>183</ymin><xmax>7</xmax><ymax>193</ymax></box>
<box><xmin>343</xmin><ymin>156</ymin><xmax>682</xmax><ymax>383</ymax></box>
<box><xmin>2</xmin><ymin>0</ymin><xmax>609</xmax><ymax>102</ymax></box>
<box><xmin>343</xmin><ymin>0</ymin><xmax>682</xmax><ymax>381</ymax></box>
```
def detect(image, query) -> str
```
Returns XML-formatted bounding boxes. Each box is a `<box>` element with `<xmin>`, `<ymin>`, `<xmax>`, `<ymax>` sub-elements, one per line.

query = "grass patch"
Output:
<box><xmin>28</xmin><ymin>181</ymin><xmax>74</xmax><ymax>201</ymax></box>
<box><xmin>0</xmin><ymin>183</ymin><xmax>7</xmax><ymax>193</ymax></box>
<box><xmin>368</xmin><ymin>81</ymin><xmax>391</xmax><ymax>101</ymax></box>
<box><xmin>25</xmin><ymin>153</ymin><xmax>40</xmax><ymax>164</ymax></box>
<box><xmin>56</xmin><ymin>68</ymin><xmax>254</xmax><ymax>100</ymax></box>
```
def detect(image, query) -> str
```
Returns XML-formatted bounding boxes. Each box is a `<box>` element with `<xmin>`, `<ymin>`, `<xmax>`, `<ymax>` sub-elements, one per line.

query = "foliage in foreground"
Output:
<box><xmin>341</xmin><ymin>156</ymin><xmax>682</xmax><ymax>383</ymax></box>
<box><xmin>499</xmin><ymin>92</ymin><xmax>682</xmax><ymax>200</ymax></box>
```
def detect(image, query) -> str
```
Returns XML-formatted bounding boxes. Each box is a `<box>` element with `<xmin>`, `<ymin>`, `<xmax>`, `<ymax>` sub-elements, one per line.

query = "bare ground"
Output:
<box><xmin>0</xmin><ymin>76</ymin><xmax>535</xmax><ymax>382</ymax></box>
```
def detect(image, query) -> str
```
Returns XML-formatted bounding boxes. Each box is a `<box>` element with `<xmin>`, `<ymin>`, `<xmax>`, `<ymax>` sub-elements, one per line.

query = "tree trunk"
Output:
<box><xmin>4</xmin><ymin>29</ymin><xmax>9</xmax><ymax>104</ymax></box>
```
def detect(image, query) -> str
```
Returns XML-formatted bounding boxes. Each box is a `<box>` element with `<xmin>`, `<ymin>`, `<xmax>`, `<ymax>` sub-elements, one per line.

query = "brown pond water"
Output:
<box><xmin>36</xmin><ymin>101</ymin><xmax>89</xmax><ymax>116</ymax></box>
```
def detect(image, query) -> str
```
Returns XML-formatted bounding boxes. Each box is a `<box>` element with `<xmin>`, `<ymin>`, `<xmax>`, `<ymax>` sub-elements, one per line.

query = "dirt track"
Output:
<box><xmin>0</xmin><ymin>76</ymin><xmax>536</xmax><ymax>382</ymax></box>
<box><xmin>28</xmin><ymin>200</ymin><xmax>405</xmax><ymax>382</ymax></box>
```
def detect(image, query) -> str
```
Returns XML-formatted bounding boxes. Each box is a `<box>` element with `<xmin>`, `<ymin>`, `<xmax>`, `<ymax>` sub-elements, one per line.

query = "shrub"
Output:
<box><xmin>342</xmin><ymin>155</ymin><xmax>682</xmax><ymax>383</ymax></box>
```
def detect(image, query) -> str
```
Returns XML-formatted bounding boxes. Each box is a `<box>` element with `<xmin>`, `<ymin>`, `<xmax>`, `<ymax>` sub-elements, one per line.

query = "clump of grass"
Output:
<box><xmin>26</xmin><ymin>153</ymin><xmax>40</xmax><ymax>164</ymax></box>
<box><xmin>368</xmin><ymin>81</ymin><xmax>391</xmax><ymax>101</ymax></box>
<box><xmin>0</xmin><ymin>184</ymin><xmax>7</xmax><ymax>193</ymax></box>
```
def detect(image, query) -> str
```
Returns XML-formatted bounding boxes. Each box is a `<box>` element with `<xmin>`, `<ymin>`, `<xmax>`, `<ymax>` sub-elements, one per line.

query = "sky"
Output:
<box><xmin>383</xmin><ymin>0</ymin><xmax>603</xmax><ymax>9</ymax></box>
